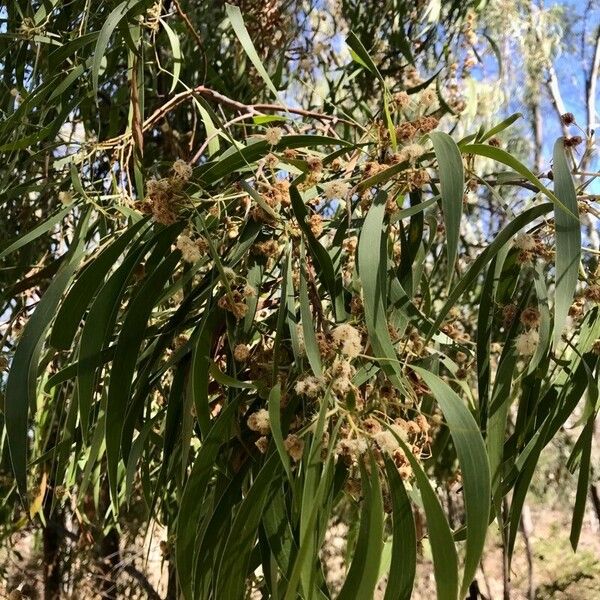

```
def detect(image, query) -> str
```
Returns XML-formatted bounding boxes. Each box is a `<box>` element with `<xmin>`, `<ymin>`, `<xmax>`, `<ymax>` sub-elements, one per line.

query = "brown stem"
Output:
<box><xmin>96</xmin><ymin>86</ymin><xmax>358</xmax><ymax>152</ymax></box>
<box><xmin>121</xmin><ymin>564</ymin><xmax>162</xmax><ymax>600</ymax></box>
<box><xmin>531</xmin><ymin>101</ymin><xmax>544</xmax><ymax>173</ymax></box>
<box><xmin>519</xmin><ymin>505</ymin><xmax>535</xmax><ymax>600</ymax></box>
<box><xmin>42</xmin><ymin>493</ymin><xmax>63</xmax><ymax>600</ymax></box>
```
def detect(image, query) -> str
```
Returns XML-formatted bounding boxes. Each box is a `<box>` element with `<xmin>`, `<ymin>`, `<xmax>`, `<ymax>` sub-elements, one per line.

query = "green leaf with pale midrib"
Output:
<box><xmin>552</xmin><ymin>138</ymin><xmax>581</xmax><ymax>345</ymax></box>
<box><xmin>413</xmin><ymin>367</ymin><xmax>491</xmax><ymax>598</ymax></box>
<box><xmin>429</xmin><ymin>131</ymin><xmax>464</xmax><ymax>286</ymax></box>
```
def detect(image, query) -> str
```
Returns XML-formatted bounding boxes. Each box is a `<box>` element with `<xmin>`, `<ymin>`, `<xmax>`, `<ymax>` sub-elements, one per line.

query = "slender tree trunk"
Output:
<box><xmin>531</xmin><ymin>101</ymin><xmax>544</xmax><ymax>174</ymax></box>
<box><xmin>502</xmin><ymin>498</ymin><xmax>511</xmax><ymax>600</ymax></box>
<box><xmin>166</xmin><ymin>562</ymin><xmax>178</xmax><ymax>600</ymax></box>
<box><xmin>42</xmin><ymin>495</ymin><xmax>63</xmax><ymax>600</ymax></box>
<box><xmin>591</xmin><ymin>483</ymin><xmax>600</xmax><ymax>527</ymax></box>
<box><xmin>97</xmin><ymin>481</ymin><xmax>121</xmax><ymax>600</ymax></box>
<box><xmin>520</xmin><ymin>505</ymin><xmax>535</xmax><ymax>600</ymax></box>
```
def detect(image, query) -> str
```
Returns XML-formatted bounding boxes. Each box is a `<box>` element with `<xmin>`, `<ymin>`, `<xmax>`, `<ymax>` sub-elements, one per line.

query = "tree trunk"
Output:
<box><xmin>42</xmin><ymin>495</ymin><xmax>63</xmax><ymax>600</ymax></box>
<box><xmin>97</xmin><ymin>481</ymin><xmax>121</xmax><ymax>600</ymax></box>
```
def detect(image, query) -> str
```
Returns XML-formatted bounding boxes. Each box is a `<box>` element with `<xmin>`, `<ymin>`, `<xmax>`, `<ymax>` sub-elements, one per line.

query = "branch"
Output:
<box><xmin>545</xmin><ymin>62</ymin><xmax>569</xmax><ymax>136</ymax></box>
<box><xmin>122</xmin><ymin>564</ymin><xmax>162</xmax><ymax>600</ymax></box>
<box><xmin>96</xmin><ymin>86</ymin><xmax>359</xmax><ymax>153</ymax></box>
<box><xmin>586</xmin><ymin>27</ymin><xmax>600</xmax><ymax>134</ymax></box>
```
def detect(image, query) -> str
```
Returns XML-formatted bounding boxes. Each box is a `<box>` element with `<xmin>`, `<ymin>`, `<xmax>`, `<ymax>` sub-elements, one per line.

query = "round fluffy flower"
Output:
<box><xmin>247</xmin><ymin>409</ymin><xmax>270</xmax><ymax>435</ymax></box>
<box><xmin>335</xmin><ymin>437</ymin><xmax>368</xmax><ymax>459</ymax></box>
<box><xmin>264</xmin><ymin>126</ymin><xmax>284</xmax><ymax>146</ymax></box>
<box><xmin>514</xmin><ymin>233</ymin><xmax>536</xmax><ymax>251</ymax></box>
<box><xmin>373</xmin><ymin>430</ymin><xmax>399</xmax><ymax>454</ymax></box>
<box><xmin>393</xmin><ymin>91</ymin><xmax>411</xmax><ymax>109</ymax></box>
<box><xmin>321</xmin><ymin>180</ymin><xmax>350</xmax><ymax>200</ymax></box>
<box><xmin>403</xmin><ymin>143</ymin><xmax>426</xmax><ymax>163</ymax></box>
<box><xmin>233</xmin><ymin>344</ymin><xmax>251</xmax><ymax>362</ymax></box>
<box><xmin>176</xmin><ymin>234</ymin><xmax>201</xmax><ymax>263</ymax></box>
<box><xmin>515</xmin><ymin>329</ymin><xmax>539</xmax><ymax>356</ymax></box>
<box><xmin>172</xmin><ymin>159</ymin><xmax>192</xmax><ymax>181</ymax></box>
<box><xmin>329</xmin><ymin>357</ymin><xmax>356</xmax><ymax>396</ymax></box>
<box><xmin>58</xmin><ymin>191</ymin><xmax>73</xmax><ymax>206</ymax></box>
<box><xmin>331</xmin><ymin>323</ymin><xmax>362</xmax><ymax>358</ymax></box>
<box><xmin>283</xmin><ymin>434</ymin><xmax>305</xmax><ymax>462</ymax></box>
<box><xmin>295</xmin><ymin>375</ymin><xmax>324</xmax><ymax>398</ymax></box>
<box><xmin>419</xmin><ymin>88</ymin><xmax>437</xmax><ymax>107</ymax></box>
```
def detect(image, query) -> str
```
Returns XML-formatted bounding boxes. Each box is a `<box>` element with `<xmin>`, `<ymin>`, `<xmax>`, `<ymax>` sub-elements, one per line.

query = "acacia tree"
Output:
<box><xmin>1</xmin><ymin>1</ymin><xmax>598</xmax><ymax>599</ymax></box>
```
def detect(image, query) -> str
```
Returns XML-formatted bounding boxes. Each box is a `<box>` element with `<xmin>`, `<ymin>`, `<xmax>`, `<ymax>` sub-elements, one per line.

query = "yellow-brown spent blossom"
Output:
<box><xmin>273</xmin><ymin>180</ymin><xmax>291</xmax><ymax>206</ymax></box>
<box><xmin>564</xmin><ymin>136</ymin><xmax>583</xmax><ymax>148</ymax></box>
<box><xmin>502</xmin><ymin>303</ymin><xmax>517</xmax><ymax>328</ymax></box>
<box><xmin>561</xmin><ymin>112</ymin><xmax>576</xmax><ymax>125</ymax></box>
<box><xmin>308</xmin><ymin>214</ymin><xmax>324</xmax><ymax>237</ymax></box>
<box><xmin>255</xmin><ymin>436</ymin><xmax>269</xmax><ymax>454</ymax></box>
<box><xmin>250</xmin><ymin>205</ymin><xmax>277</xmax><ymax>224</ymax></box>
<box><xmin>520</xmin><ymin>307</ymin><xmax>541</xmax><ymax>328</ymax></box>
<box><xmin>373</xmin><ymin>430</ymin><xmax>400</xmax><ymax>454</ymax></box>
<box><xmin>414</xmin><ymin>116</ymin><xmax>439</xmax><ymax>133</ymax></box>
<box><xmin>350</xmin><ymin>295</ymin><xmax>363</xmax><ymax>316</ymax></box>
<box><xmin>514</xmin><ymin>233</ymin><xmax>536</xmax><ymax>251</ymax></box>
<box><xmin>146</xmin><ymin>178</ymin><xmax>178</xmax><ymax>224</ymax></box>
<box><xmin>283</xmin><ymin>434</ymin><xmax>305</xmax><ymax>462</ymax></box>
<box><xmin>456</xmin><ymin>351</ymin><xmax>468</xmax><ymax>364</ymax></box>
<box><xmin>393</xmin><ymin>91</ymin><xmax>411</xmax><ymax>109</ymax></box>
<box><xmin>343</xmin><ymin>236</ymin><xmax>358</xmax><ymax>254</ymax></box>
<box><xmin>173</xmin><ymin>334</ymin><xmax>189</xmax><ymax>351</ymax></box>
<box><xmin>569</xmin><ymin>299</ymin><xmax>585</xmax><ymax>318</ymax></box>
<box><xmin>585</xmin><ymin>284</ymin><xmax>600</xmax><ymax>303</ymax></box>
<box><xmin>253</xmin><ymin>239</ymin><xmax>280</xmax><ymax>257</ymax></box>
<box><xmin>176</xmin><ymin>234</ymin><xmax>201</xmax><ymax>263</ymax></box>
<box><xmin>264</xmin><ymin>153</ymin><xmax>279</xmax><ymax>169</ymax></box>
<box><xmin>362</xmin><ymin>417</ymin><xmax>381</xmax><ymax>435</ymax></box>
<box><xmin>363</xmin><ymin>162</ymin><xmax>386</xmax><ymax>177</ymax></box>
<box><xmin>233</xmin><ymin>344</ymin><xmax>251</xmax><ymax>362</ymax></box>
<box><xmin>331</xmin><ymin>323</ymin><xmax>362</xmax><ymax>358</ymax></box>
<box><xmin>217</xmin><ymin>290</ymin><xmax>248</xmax><ymax>320</ymax></box>
<box><xmin>407</xmin><ymin>168</ymin><xmax>430</xmax><ymax>190</ymax></box>
<box><xmin>172</xmin><ymin>159</ymin><xmax>193</xmax><ymax>182</ymax></box>
<box><xmin>592</xmin><ymin>339</ymin><xmax>600</xmax><ymax>355</ymax></box>
<box><xmin>307</xmin><ymin>157</ymin><xmax>323</xmax><ymax>172</ymax></box>
<box><xmin>247</xmin><ymin>409</ymin><xmax>270</xmax><ymax>435</ymax></box>
<box><xmin>395</xmin><ymin>122</ymin><xmax>417</xmax><ymax>141</ymax></box>
<box><xmin>316</xmin><ymin>332</ymin><xmax>335</xmax><ymax>359</ymax></box>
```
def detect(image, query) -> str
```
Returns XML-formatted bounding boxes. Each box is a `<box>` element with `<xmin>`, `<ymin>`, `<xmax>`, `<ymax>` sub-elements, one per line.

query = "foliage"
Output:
<box><xmin>1</xmin><ymin>1</ymin><xmax>598</xmax><ymax>599</ymax></box>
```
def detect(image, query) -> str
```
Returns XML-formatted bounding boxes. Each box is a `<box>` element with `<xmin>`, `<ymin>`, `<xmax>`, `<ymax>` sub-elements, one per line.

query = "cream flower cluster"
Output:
<box><xmin>331</xmin><ymin>323</ymin><xmax>362</xmax><ymax>358</ymax></box>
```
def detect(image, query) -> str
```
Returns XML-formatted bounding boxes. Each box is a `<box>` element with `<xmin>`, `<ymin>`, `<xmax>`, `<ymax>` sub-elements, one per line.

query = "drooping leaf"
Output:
<box><xmin>429</xmin><ymin>131</ymin><xmax>464</xmax><ymax>285</ymax></box>
<box><xmin>413</xmin><ymin>366</ymin><xmax>491</xmax><ymax>598</ymax></box>
<box><xmin>552</xmin><ymin>138</ymin><xmax>581</xmax><ymax>345</ymax></box>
